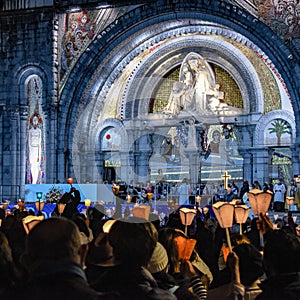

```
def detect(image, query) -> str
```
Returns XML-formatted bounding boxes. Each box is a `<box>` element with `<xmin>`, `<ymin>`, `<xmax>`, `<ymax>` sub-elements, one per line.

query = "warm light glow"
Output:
<box><xmin>212</xmin><ymin>202</ymin><xmax>235</xmax><ymax>228</ymax></box>
<box><xmin>247</xmin><ymin>189</ymin><xmax>272</xmax><ymax>215</ymax></box>
<box><xmin>67</xmin><ymin>178</ymin><xmax>73</xmax><ymax>185</ymax></box>
<box><xmin>103</xmin><ymin>219</ymin><xmax>117</xmax><ymax>233</ymax></box>
<box><xmin>84</xmin><ymin>198</ymin><xmax>91</xmax><ymax>207</ymax></box>
<box><xmin>234</xmin><ymin>204</ymin><xmax>250</xmax><ymax>224</ymax></box>
<box><xmin>286</xmin><ymin>197</ymin><xmax>294</xmax><ymax>206</ymax></box>
<box><xmin>132</xmin><ymin>205</ymin><xmax>151</xmax><ymax>220</ymax></box>
<box><xmin>179</xmin><ymin>208</ymin><xmax>196</xmax><ymax>226</ymax></box>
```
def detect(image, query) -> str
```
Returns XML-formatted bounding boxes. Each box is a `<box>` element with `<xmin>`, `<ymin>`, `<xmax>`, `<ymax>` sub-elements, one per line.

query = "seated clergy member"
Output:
<box><xmin>15</xmin><ymin>217</ymin><xmax>119</xmax><ymax>300</ymax></box>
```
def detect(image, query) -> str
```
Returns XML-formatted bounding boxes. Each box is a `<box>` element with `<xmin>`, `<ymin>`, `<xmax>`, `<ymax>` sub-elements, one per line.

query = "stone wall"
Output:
<box><xmin>0</xmin><ymin>7</ymin><xmax>56</xmax><ymax>197</ymax></box>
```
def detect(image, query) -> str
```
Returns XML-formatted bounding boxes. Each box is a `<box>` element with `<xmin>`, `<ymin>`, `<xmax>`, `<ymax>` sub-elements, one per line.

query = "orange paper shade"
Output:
<box><xmin>234</xmin><ymin>204</ymin><xmax>250</xmax><ymax>224</ymax></box>
<box><xmin>103</xmin><ymin>219</ymin><xmax>117</xmax><ymax>233</ymax></box>
<box><xmin>132</xmin><ymin>205</ymin><xmax>151</xmax><ymax>220</ymax></box>
<box><xmin>212</xmin><ymin>202</ymin><xmax>235</xmax><ymax>228</ymax></box>
<box><xmin>67</xmin><ymin>178</ymin><xmax>73</xmax><ymax>184</ymax></box>
<box><xmin>247</xmin><ymin>189</ymin><xmax>272</xmax><ymax>215</ymax></box>
<box><xmin>179</xmin><ymin>208</ymin><xmax>196</xmax><ymax>226</ymax></box>
<box><xmin>174</xmin><ymin>236</ymin><xmax>197</xmax><ymax>260</ymax></box>
<box><xmin>286</xmin><ymin>197</ymin><xmax>294</xmax><ymax>206</ymax></box>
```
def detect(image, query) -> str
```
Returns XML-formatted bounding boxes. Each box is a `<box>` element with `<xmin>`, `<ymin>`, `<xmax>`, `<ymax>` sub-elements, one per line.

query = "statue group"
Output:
<box><xmin>163</xmin><ymin>52</ymin><xmax>242</xmax><ymax>116</ymax></box>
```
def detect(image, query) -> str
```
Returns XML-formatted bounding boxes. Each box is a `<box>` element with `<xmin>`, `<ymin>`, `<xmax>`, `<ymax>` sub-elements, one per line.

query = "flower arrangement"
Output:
<box><xmin>45</xmin><ymin>185</ymin><xmax>63</xmax><ymax>203</ymax></box>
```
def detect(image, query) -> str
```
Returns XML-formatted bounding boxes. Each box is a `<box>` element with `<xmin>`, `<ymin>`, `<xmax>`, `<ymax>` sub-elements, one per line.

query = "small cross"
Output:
<box><xmin>222</xmin><ymin>171</ymin><xmax>231</xmax><ymax>189</ymax></box>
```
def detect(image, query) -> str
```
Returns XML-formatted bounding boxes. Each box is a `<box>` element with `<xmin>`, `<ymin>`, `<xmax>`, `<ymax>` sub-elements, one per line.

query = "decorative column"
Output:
<box><xmin>0</xmin><ymin>107</ymin><xmax>3</xmax><ymax>195</ymax></box>
<box><xmin>44</xmin><ymin>105</ymin><xmax>58</xmax><ymax>183</ymax></box>
<box><xmin>291</xmin><ymin>144</ymin><xmax>300</xmax><ymax>176</ymax></box>
<box><xmin>136</xmin><ymin>134</ymin><xmax>152</xmax><ymax>183</ymax></box>
<box><xmin>19</xmin><ymin>105</ymin><xmax>28</xmax><ymax>198</ymax></box>
<box><xmin>252</xmin><ymin>147</ymin><xmax>270</xmax><ymax>184</ymax></box>
<box><xmin>185</xmin><ymin>149</ymin><xmax>199</xmax><ymax>188</ymax></box>
<box><xmin>9</xmin><ymin>105</ymin><xmax>19</xmax><ymax>200</ymax></box>
<box><xmin>239</xmin><ymin>149</ymin><xmax>253</xmax><ymax>183</ymax></box>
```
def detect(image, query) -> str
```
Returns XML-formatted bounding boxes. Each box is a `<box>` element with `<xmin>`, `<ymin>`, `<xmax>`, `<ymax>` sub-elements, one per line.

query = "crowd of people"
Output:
<box><xmin>114</xmin><ymin>177</ymin><xmax>300</xmax><ymax>213</ymax></box>
<box><xmin>0</xmin><ymin>184</ymin><xmax>299</xmax><ymax>300</ymax></box>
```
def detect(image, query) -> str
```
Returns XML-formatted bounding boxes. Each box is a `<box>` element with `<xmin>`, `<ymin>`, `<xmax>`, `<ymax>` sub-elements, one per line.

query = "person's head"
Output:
<box><xmin>72</xmin><ymin>214</ymin><xmax>92</xmax><ymax>245</ymax></box>
<box><xmin>286</xmin><ymin>13</ymin><xmax>296</xmax><ymax>26</ymax></box>
<box><xmin>233</xmin><ymin>243</ymin><xmax>264</xmax><ymax>286</ymax></box>
<box><xmin>158</xmin><ymin>227</ymin><xmax>196</xmax><ymax>273</ymax></box>
<box><xmin>263</xmin><ymin>230</ymin><xmax>300</xmax><ymax>277</ymax></box>
<box><xmin>22</xmin><ymin>217</ymin><xmax>87</xmax><ymax>269</ymax></box>
<box><xmin>243</xmin><ymin>180</ymin><xmax>249</xmax><ymax>186</ymax></box>
<box><xmin>231</xmin><ymin>233</ymin><xmax>250</xmax><ymax>247</ymax></box>
<box><xmin>32</xmin><ymin>116</ymin><xmax>39</xmax><ymax>127</ymax></box>
<box><xmin>276</xmin><ymin>1</ymin><xmax>286</xmax><ymax>13</ymax></box>
<box><xmin>146</xmin><ymin>242</ymin><xmax>169</xmax><ymax>274</ymax></box>
<box><xmin>165</xmin><ymin>135</ymin><xmax>172</xmax><ymax>144</ymax></box>
<box><xmin>212</xmin><ymin>130</ymin><xmax>221</xmax><ymax>142</ymax></box>
<box><xmin>108</xmin><ymin>217</ymin><xmax>158</xmax><ymax>269</ymax></box>
<box><xmin>222</xmin><ymin>126</ymin><xmax>231</xmax><ymax>138</ymax></box>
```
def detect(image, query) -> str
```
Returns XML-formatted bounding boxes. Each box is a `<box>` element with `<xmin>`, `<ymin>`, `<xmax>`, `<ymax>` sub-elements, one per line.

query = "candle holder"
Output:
<box><xmin>234</xmin><ymin>204</ymin><xmax>250</xmax><ymax>234</ymax></box>
<box><xmin>247</xmin><ymin>189</ymin><xmax>272</xmax><ymax>247</ymax></box>
<box><xmin>212</xmin><ymin>202</ymin><xmax>235</xmax><ymax>252</ymax></box>
<box><xmin>179</xmin><ymin>207</ymin><xmax>196</xmax><ymax>236</ymax></box>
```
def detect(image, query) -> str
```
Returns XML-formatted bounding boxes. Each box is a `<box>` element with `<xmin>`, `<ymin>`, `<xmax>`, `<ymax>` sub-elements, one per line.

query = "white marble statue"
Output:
<box><xmin>28</xmin><ymin>115</ymin><xmax>42</xmax><ymax>184</ymax></box>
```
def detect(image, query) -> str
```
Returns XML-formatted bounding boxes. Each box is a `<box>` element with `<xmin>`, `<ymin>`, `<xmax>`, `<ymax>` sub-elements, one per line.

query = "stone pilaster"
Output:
<box><xmin>19</xmin><ymin>105</ymin><xmax>28</xmax><ymax>198</ymax></box>
<box><xmin>252</xmin><ymin>147</ymin><xmax>270</xmax><ymax>184</ymax></box>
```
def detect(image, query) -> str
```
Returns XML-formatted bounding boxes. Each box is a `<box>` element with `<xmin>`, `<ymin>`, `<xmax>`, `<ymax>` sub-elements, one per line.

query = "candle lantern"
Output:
<box><xmin>84</xmin><ymin>198</ymin><xmax>92</xmax><ymax>208</ymax></box>
<box><xmin>247</xmin><ymin>189</ymin><xmax>272</xmax><ymax>216</ymax></box>
<box><xmin>234</xmin><ymin>204</ymin><xmax>250</xmax><ymax>234</ymax></box>
<box><xmin>286</xmin><ymin>196</ymin><xmax>294</xmax><ymax>210</ymax></box>
<box><xmin>132</xmin><ymin>205</ymin><xmax>151</xmax><ymax>220</ymax></box>
<box><xmin>212</xmin><ymin>202</ymin><xmax>235</xmax><ymax>251</ymax></box>
<box><xmin>247</xmin><ymin>189</ymin><xmax>272</xmax><ymax>247</ymax></box>
<box><xmin>179</xmin><ymin>207</ymin><xmax>196</xmax><ymax>236</ymax></box>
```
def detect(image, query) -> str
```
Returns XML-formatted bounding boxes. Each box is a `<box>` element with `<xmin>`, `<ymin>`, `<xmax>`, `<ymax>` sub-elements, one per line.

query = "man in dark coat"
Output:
<box><xmin>53</xmin><ymin>186</ymin><xmax>81</xmax><ymax>219</ymax></box>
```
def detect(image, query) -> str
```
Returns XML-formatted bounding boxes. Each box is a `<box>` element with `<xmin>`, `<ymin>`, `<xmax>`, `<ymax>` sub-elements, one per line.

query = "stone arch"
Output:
<box><xmin>16</xmin><ymin>65</ymin><xmax>48</xmax><ymax>108</ymax></box>
<box><xmin>95</xmin><ymin>118</ymin><xmax>128</xmax><ymax>152</ymax></box>
<box><xmin>59</xmin><ymin>0</ymin><xmax>300</xmax><ymax>181</ymax></box>
<box><xmin>254</xmin><ymin>110</ymin><xmax>296</xmax><ymax>147</ymax></box>
<box><xmin>122</xmin><ymin>31</ymin><xmax>263</xmax><ymax>119</ymax></box>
